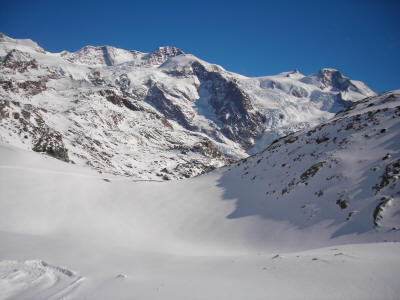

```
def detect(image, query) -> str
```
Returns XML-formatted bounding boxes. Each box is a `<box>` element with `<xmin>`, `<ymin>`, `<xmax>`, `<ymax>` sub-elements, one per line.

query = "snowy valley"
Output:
<box><xmin>0</xmin><ymin>34</ymin><xmax>399</xmax><ymax>300</ymax></box>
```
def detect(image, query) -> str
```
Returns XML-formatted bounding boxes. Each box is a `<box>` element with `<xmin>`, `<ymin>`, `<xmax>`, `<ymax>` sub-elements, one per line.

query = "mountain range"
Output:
<box><xmin>0</xmin><ymin>33</ymin><xmax>374</xmax><ymax>179</ymax></box>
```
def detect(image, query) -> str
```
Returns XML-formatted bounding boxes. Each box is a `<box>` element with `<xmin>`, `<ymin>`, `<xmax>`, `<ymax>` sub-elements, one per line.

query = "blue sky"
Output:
<box><xmin>1</xmin><ymin>0</ymin><xmax>399</xmax><ymax>92</ymax></box>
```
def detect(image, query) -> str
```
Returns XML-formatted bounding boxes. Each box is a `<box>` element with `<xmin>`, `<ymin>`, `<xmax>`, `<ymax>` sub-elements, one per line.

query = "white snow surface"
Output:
<box><xmin>0</xmin><ymin>34</ymin><xmax>375</xmax><ymax>179</ymax></box>
<box><xmin>1</xmin><ymin>91</ymin><xmax>400</xmax><ymax>299</ymax></box>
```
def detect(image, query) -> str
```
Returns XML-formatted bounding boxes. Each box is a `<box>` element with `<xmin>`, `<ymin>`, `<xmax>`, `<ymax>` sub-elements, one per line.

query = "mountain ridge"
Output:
<box><xmin>0</xmin><ymin>34</ymin><xmax>375</xmax><ymax>179</ymax></box>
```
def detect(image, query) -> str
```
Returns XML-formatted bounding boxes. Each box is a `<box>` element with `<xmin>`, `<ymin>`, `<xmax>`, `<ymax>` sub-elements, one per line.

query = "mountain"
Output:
<box><xmin>0</xmin><ymin>34</ymin><xmax>375</xmax><ymax>179</ymax></box>
<box><xmin>0</xmin><ymin>91</ymin><xmax>399</xmax><ymax>299</ymax></box>
<box><xmin>219</xmin><ymin>90</ymin><xmax>400</xmax><ymax>233</ymax></box>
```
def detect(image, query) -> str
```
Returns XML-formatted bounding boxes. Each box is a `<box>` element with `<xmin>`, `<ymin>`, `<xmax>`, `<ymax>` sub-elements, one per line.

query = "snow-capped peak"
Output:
<box><xmin>300</xmin><ymin>68</ymin><xmax>374</xmax><ymax>96</ymax></box>
<box><xmin>59</xmin><ymin>45</ymin><xmax>146</xmax><ymax>66</ymax></box>
<box><xmin>57</xmin><ymin>44</ymin><xmax>183</xmax><ymax>67</ymax></box>
<box><xmin>145</xmin><ymin>46</ymin><xmax>184</xmax><ymax>65</ymax></box>
<box><xmin>0</xmin><ymin>33</ymin><xmax>45</xmax><ymax>53</ymax></box>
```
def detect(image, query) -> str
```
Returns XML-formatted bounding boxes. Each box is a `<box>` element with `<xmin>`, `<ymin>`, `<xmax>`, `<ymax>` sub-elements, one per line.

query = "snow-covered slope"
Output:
<box><xmin>218</xmin><ymin>90</ymin><xmax>400</xmax><ymax>235</ymax></box>
<box><xmin>0</xmin><ymin>33</ymin><xmax>375</xmax><ymax>179</ymax></box>
<box><xmin>0</xmin><ymin>91</ymin><xmax>399</xmax><ymax>299</ymax></box>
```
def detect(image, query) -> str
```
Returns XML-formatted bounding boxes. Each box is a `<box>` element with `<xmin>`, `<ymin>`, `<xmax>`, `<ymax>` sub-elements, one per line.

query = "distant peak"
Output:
<box><xmin>317</xmin><ymin>68</ymin><xmax>345</xmax><ymax>83</ymax></box>
<box><xmin>145</xmin><ymin>46</ymin><xmax>184</xmax><ymax>65</ymax></box>
<box><xmin>0</xmin><ymin>32</ymin><xmax>8</xmax><ymax>40</ymax></box>
<box><xmin>153</xmin><ymin>46</ymin><xmax>184</xmax><ymax>55</ymax></box>
<box><xmin>76</xmin><ymin>45</ymin><xmax>111</xmax><ymax>52</ymax></box>
<box><xmin>0</xmin><ymin>33</ymin><xmax>44</xmax><ymax>53</ymax></box>
<box><xmin>304</xmin><ymin>68</ymin><xmax>364</xmax><ymax>92</ymax></box>
<box><xmin>285</xmin><ymin>69</ymin><xmax>305</xmax><ymax>78</ymax></box>
<box><xmin>319</xmin><ymin>68</ymin><xmax>339</xmax><ymax>72</ymax></box>
<box><xmin>0</xmin><ymin>33</ymin><xmax>16</xmax><ymax>43</ymax></box>
<box><xmin>279</xmin><ymin>69</ymin><xmax>304</xmax><ymax>78</ymax></box>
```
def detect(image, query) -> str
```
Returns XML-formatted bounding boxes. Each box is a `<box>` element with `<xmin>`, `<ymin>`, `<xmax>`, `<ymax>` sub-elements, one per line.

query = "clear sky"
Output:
<box><xmin>1</xmin><ymin>0</ymin><xmax>399</xmax><ymax>93</ymax></box>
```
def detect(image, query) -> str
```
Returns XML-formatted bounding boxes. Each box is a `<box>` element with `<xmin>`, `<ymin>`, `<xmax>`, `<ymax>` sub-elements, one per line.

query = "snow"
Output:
<box><xmin>59</xmin><ymin>46</ymin><xmax>146</xmax><ymax>67</ymax></box>
<box><xmin>0</xmin><ymin>260</ymin><xmax>84</xmax><ymax>300</ymax></box>
<box><xmin>0</xmin><ymin>141</ymin><xmax>399</xmax><ymax>299</ymax></box>
<box><xmin>0</xmin><ymin>35</ymin><xmax>398</xmax><ymax>299</ymax></box>
<box><xmin>1</xmin><ymin>91</ymin><xmax>400</xmax><ymax>299</ymax></box>
<box><xmin>0</xmin><ymin>34</ymin><xmax>44</xmax><ymax>54</ymax></box>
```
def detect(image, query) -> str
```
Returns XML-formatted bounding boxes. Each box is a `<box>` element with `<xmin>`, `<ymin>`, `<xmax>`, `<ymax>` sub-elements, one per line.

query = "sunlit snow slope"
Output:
<box><xmin>0</xmin><ymin>91</ymin><xmax>399</xmax><ymax>299</ymax></box>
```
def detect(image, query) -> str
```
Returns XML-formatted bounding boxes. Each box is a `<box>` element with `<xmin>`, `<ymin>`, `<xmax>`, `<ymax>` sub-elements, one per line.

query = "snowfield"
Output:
<box><xmin>1</xmin><ymin>91</ymin><xmax>400</xmax><ymax>299</ymax></box>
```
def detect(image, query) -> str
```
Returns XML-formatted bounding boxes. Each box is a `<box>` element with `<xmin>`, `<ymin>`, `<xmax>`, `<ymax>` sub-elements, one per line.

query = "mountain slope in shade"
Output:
<box><xmin>217</xmin><ymin>90</ymin><xmax>400</xmax><ymax>235</ymax></box>
<box><xmin>0</xmin><ymin>34</ymin><xmax>375</xmax><ymax>179</ymax></box>
<box><xmin>0</xmin><ymin>92</ymin><xmax>399</xmax><ymax>299</ymax></box>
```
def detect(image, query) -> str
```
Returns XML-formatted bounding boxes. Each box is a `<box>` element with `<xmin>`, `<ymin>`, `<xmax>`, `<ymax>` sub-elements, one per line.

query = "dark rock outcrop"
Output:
<box><xmin>191</xmin><ymin>61</ymin><xmax>265</xmax><ymax>147</ymax></box>
<box><xmin>145</xmin><ymin>46</ymin><xmax>184</xmax><ymax>65</ymax></box>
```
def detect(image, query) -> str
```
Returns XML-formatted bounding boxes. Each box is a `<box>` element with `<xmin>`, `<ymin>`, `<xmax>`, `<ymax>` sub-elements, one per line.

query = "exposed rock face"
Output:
<box><xmin>0</xmin><ymin>34</ymin><xmax>375</xmax><ymax>179</ymax></box>
<box><xmin>317</xmin><ymin>68</ymin><xmax>358</xmax><ymax>91</ymax></box>
<box><xmin>32</xmin><ymin>128</ymin><xmax>69</xmax><ymax>162</ymax></box>
<box><xmin>145</xmin><ymin>82</ymin><xmax>195</xmax><ymax>130</ymax></box>
<box><xmin>191</xmin><ymin>61</ymin><xmax>266</xmax><ymax>147</ymax></box>
<box><xmin>2</xmin><ymin>49</ymin><xmax>39</xmax><ymax>72</ymax></box>
<box><xmin>0</xmin><ymin>99</ymin><xmax>69</xmax><ymax>162</ymax></box>
<box><xmin>301</xmin><ymin>68</ymin><xmax>361</xmax><ymax>92</ymax></box>
<box><xmin>145</xmin><ymin>46</ymin><xmax>184</xmax><ymax>65</ymax></box>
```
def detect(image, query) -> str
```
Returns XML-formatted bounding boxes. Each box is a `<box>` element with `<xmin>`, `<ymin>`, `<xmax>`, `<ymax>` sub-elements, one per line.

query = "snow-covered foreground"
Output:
<box><xmin>0</xmin><ymin>143</ymin><xmax>399</xmax><ymax>300</ymax></box>
<box><xmin>1</xmin><ymin>240</ymin><xmax>399</xmax><ymax>300</ymax></box>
